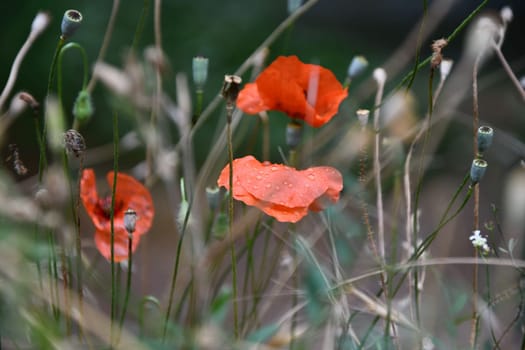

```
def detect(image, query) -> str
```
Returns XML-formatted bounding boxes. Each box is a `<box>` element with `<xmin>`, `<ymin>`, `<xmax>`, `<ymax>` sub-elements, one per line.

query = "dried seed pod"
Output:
<box><xmin>64</xmin><ymin>129</ymin><xmax>86</xmax><ymax>157</ymax></box>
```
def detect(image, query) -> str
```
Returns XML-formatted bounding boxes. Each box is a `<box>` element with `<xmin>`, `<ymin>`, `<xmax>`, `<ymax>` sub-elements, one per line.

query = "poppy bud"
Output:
<box><xmin>356</xmin><ymin>109</ymin><xmax>370</xmax><ymax>128</ymax></box>
<box><xmin>287</xmin><ymin>0</ymin><xmax>302</xmax><ymax>14</ymax></box>
<box><xmin>73</xmin><ymin>89</ymin><xmax>94</xmax><ymax>124</ymax></box>
<box><xmin>124</xmin><ymin>208</ymin><xmax>137</xmax><ymax>235</ymax></box>
<box><xmin>64</xmin><ymin>129</ymin><xmax>86</xmax><ymax>157</ymax></box>
<box><xmin>286</xmin><ymin>121</ymin><xmax>303</xmax><ymax>149</ymax></box>
<box><xmin>206</xmin><ymin>186</ymin><xmax>221</xmax><ymax>211</ymax></box>
<box><xmin>477</xmin><ymin>125</ymin><xmax>494</xmax><ymax>154</ymax></box>
<box><xmin>212</xmin><ymin>212</ymin><xmax>228</xmax><ymax>240</ymax></box>
<box><xmin>221</xmin><ymin>75</ymin><xmax>242</xmax><ymax>104</ymax></box>
<box><xmin>347</xmin><ymin>56</ymin><xmax>368</xmax><ymax>79</ymax></box>
<box><xmin>45</xmin><ymin>96</ymin><xmax>65</xmax><ymax>153</ymax></box>
<box><xmin>470</xmin><ymin>158</ymin><xmax>488</xmax><ymax>184</ymax></box>
<box><xmin>192</xmin><ymin>56</ymin><xmax>209</xmax><ymax>91</ymax></box>
<box><xmin>61</xmin><ymin>9</ymin><xmax>83</xmax><ymax>39</ymax></box>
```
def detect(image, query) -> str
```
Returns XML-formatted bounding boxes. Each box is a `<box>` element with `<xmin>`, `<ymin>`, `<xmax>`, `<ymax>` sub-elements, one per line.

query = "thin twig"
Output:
<box><xmin>492</xmin><ymin>41</ymin><xmax>525</xmax><ymax>103</ymax></box>
<box><xmin>86</xmin><ymin>0</ymin><xmax>121</xmax><ymax>93</ymax></box>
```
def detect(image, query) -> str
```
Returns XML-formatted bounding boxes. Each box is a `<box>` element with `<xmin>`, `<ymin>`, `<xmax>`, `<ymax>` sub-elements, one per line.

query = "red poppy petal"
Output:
<box><xmin>106</xmin><ymin>172</ymin><xmax>154</xmax><ymax>236</ymax></box>
<box><xmin>80</xmin><ymin>169</ymin><xmax>108</xmax><ymax>230</ymax></box>
<box><xmin>257</xmin><ymin>201</ymin><xmax>309</xmax><ymax>223</ymax></box>
<box><xmin>217</xmin><ymin>156</ymin><xmax>343</xmax><ymax>222</ymax></box>
<box><xmin>307</xmin><ymin>167</ymin><xmax>343</xmax><ymax>211</ymax></box>
<box><xmin>256</xmin><ymin>59</ymin><xmax>309</xmax><ymax>120</ymax></box>
<box><xmin>236</xmin><ymin>83</ymin><xmax>268</xmax><ymax>114</ymax></box>
<box><xmin>240</xmin><ymin>56</ymin><xmax>347</xmax><ymax>127</ymax></box>
<box><xmin>94</xmin><ymin>228</ymin><xmax>141</xmax><ymax>263</ymax></box>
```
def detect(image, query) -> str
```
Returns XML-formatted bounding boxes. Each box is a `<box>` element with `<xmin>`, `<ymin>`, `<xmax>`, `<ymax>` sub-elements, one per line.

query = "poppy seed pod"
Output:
<box><xmin>192</xmin><ymin>56</ymin><xmax>209</xmax><ymax>91</ymax></box>
<box><xmin>287</xmin><ymin>0</ymin><xmax>302</xmax><ymax>14</ymax></box>
<box><xmin>61</xmin><ymin>10</ymin><xmax>83</xmax><ymax>39</ymax></box>
<box><xmin>73</xmin><ymin>90</ymin><xmax>94</xmax><ymax>124</ymax></box>
<box><xmin>477</xmin><ymin>126</ymin><xmax>494</xmax><ymax>154</ymax></box>
<box><xmin>286</xmin><ymin>121</ymin><xmax>303</xmax><ymax>149</ymax></box>
<box><xmin>347</xmin><ymin>56</ymin><xmax>368</xmax><ymax>79</ymax></box>
<box><xmin>356</xmin><ymin>109</ymin><xmax>370</xmax><ymax>128</ymax></box>
<box><xmin>221</xmin><ymin>75</ymin><xmax>242</xmax><ymax>103</ymax></box>
<box><xmin>124</xmin><ymin>208</ymin><xmax>137</xmax><ymax>235</ymax></box>
<box><xmin>206</xmin><ymin>186</ymin><xmax>221</xmax><ymax>211</ymax></box>
<box><xmin>470</xmin><ymin>159</ymin><xmax>488</xmax><ymax>184</ymax></box>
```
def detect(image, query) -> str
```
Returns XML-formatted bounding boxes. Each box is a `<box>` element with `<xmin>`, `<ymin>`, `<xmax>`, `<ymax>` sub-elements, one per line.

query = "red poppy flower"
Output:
<box><xmin>236</xmin><ymin>55</ymin><xmax>348</xmax><ymax>128</ymax></box>
<box><xmin>80</xmin><ymin>169</ymin><xmax>154</xmax><ymax>262</ymax></box>
<box><xmin>217</xmin><ymin>156</ymin><xmax>343</xmax><ymax>223</ymax></box>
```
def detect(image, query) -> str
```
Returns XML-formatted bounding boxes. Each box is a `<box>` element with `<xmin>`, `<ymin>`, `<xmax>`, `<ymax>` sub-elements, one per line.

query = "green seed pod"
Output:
<box><xmin>206</xmin><ymin>186</ymin><xmax>221</xmax><ymax>211</ymax></box>
<box><xmin>287</xmin><ymin>0</ymin><xmax>302</xmax><ymax>14</ymax></box>
<box><xmin>477</xmin><ymin>125</ymin><xmax>494</xmax><ymax>154</ymax></box>
<box><xmin>192</xmin><ymin>56</ymin><xmax>209</xmax><ymax>91</ymax></box>
<box><xmin>347</xmin><ymin>56</ymin><xmax>368</xmax><ymax>79</ymax></box>
<box><xmin>470</xmin><ymin>158</ymin><xmax>488</xmax><ymax>184</ymax></box>
<box><xmin>212</xmin><ymin>212</ymin><xmax>228</xmax><ymax>240</ymax></box>
<box><xmin>286</xmin><ymin>121</ymin><xmax>303</xmax><ymax>149</ymax></box>
<box><xmin>61</xmin><ymin>9</ymin><xmax>83</xmax><ymax>39</ymax></box>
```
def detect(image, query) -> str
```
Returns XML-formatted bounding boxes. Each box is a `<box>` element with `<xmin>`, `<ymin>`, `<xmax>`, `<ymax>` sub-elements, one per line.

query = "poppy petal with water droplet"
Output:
<box><xmin>217</xmin><ymin>156</ymin><xmax>343</xmax><ymax>223</ymax></box>
<box><xmin>236</xmin><ymin>56</ymin><xmax>348</xmax><ymax>128</ymax></box>
<box><xmin>94</xmin><ymin>228</ymin><xmax>141</xmax><ymax>263</ymax></box>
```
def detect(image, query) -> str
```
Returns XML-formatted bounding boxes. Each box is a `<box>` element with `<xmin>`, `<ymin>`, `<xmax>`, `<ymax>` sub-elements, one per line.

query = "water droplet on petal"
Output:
<box><xmin>256</xmin><ymin>175</ymin><xmax>262</xmax><ymax>180</ymax></box>
<box><xmin>288</xmin><ymin>183</ymin><xmax>293</xmax><ymax>188</ymax></box>
<box><xmin>265</xmin><ymin>184</ymin><xmax>272</xmax><ymax>189</ymax></box>
<box><xmin>308</xmin><ymin>174</ymin><xmax>315</xmax><ymax>180</ymax></box>
<box><xmin>270</xmin><ymin>166</ymin><xmax>278</xmax><ymax>171</ymax></box>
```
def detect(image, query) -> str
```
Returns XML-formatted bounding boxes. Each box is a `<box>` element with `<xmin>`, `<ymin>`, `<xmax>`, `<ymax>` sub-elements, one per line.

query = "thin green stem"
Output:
<box><xmin>226</xmin><ymin>107</ymin><xmax>239</xmax><ymax>339</ymax></box>
<box><xmin>56</xmin><ymin>42</ymin><xmax>89</xmax><ymax>132</ymax></box>
<box><xmin>39</xmin><ymin>37</ymin><xmax>65</xmax><ymax>182</ymax></box>
<box><xmin>110</xmin><ymin>111</ymin><xmax>120</xmax><ymax>346</ymax></box>
<box><xmin>132</xmin><ymin>0</ymin><xmax>150</xmax><ymax>51</ymax></box>
<box><xmin>116</xmin><ymin>233</ymin><xmax>133</xmax><ymax>345</ymax></box>
<box><xmin>162</xmin><ymin>190</ymin><xmax>194</xmax><ymax>340</ymax></box>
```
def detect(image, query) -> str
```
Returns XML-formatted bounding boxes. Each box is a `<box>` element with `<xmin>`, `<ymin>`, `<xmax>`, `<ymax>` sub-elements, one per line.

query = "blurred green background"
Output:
<box><xmin>1</xmin><ymin>0</ymin><xmax>524</xmax><ymax>173</ymax></box>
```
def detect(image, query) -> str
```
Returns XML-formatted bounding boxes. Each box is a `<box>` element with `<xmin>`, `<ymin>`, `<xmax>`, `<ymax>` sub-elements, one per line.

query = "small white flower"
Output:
<box><xmin>469</xmin><ymin>230</ymin><xmax>490</xmax><ymax>253</ymax></box>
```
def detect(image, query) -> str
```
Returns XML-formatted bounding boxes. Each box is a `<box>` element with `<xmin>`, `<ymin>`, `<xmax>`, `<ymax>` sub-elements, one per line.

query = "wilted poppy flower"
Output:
<box><xmin>80</xmin><ymin>169</ymin><xmax>154</xmax><ymax>262</ymax></box>
<box><xmin>217</xmin><ymin>155</ymin><xmax>343</xmax><ymax>223</ymax></box>
<box><xmin>236</xmin><ymin>55</ymin><xmax>348</xmax><ymax>128</ymax></box>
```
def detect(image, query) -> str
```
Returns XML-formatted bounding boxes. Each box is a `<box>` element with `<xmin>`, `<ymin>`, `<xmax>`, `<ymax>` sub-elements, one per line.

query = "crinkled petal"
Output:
<box><xmin>236</xmin><ymin>56</ymin><xmax>347</xmax><ymax>127</ymax></box>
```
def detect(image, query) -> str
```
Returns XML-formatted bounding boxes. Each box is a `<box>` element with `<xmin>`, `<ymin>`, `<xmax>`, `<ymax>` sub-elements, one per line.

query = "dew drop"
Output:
<box><xmin>270</xmin><ymin>166</ymin><xmax>278</xmax><ymax>171</ymax></box>
<box><xmin>307</xmin><ymin>174</ymin><xmax>315</xmax><ymax>180</ymax></box>
<box><xmin>275</xmin><ymin>186</ymin><xmax>280</xmax><ymax>190</ymax></box>
<box><xmin>256</xmin><ymin>175</ymin><xmax>262</xmax><ymax>180</ymax></box>
<box><xmin>288</xmin><ymin>183</ymin><xmax>293</xmax><ymax>188</ymax></box>
<box><xmin>265</xmin><ymin>184</ymin><xmax>272</xmax><ymax>189</ymax></box>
